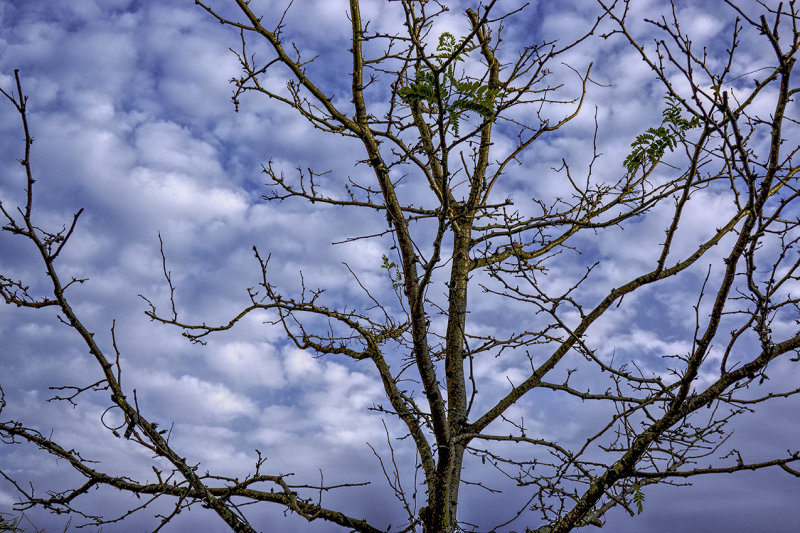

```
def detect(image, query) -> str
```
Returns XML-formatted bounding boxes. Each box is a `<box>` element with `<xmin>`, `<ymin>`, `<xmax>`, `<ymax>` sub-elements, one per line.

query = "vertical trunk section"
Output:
<box><xmin>424</xmin><ymin>222</ymin><xmax>473</xmax><ymax>532</ymax></box>
<box><xmin>424</xmin><ymin>442</ymin><xmax>467</xmax><ymax>533</ymax></box>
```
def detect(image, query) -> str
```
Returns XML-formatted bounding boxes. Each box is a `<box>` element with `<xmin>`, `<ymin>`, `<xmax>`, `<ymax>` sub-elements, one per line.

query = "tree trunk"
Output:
<box><xmin>424</xmin><ymin>442</ymin><xmax>466</xmax><ymax>533</ymax></box>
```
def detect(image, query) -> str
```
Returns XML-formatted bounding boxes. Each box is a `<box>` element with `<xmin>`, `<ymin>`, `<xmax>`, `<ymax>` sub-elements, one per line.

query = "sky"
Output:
<box><xmin>0</xmin><ymin>0</ymin><xmax>799</xmax><ymax>532</ymax></box>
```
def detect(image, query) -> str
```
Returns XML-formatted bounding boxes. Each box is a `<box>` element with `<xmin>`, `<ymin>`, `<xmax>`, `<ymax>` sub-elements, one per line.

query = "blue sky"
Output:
<box><xmin>1</xmin><ymin>1</ymin><xmax>799</xmax><ymax>532</ymax></box>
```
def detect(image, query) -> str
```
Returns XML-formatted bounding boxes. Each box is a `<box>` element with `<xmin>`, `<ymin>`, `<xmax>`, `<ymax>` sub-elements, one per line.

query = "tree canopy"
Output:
<box><xmin>2</xmin><ymin>1</ymin><xmax>799</xmax><ymax>532</ymax></box>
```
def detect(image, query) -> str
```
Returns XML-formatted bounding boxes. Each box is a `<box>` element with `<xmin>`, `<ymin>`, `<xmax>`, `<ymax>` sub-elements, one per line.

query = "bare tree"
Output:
<box><xmin>2</xmin><ymin>1</ymin><xmax>800</xmax><ymax>532</ymax></box>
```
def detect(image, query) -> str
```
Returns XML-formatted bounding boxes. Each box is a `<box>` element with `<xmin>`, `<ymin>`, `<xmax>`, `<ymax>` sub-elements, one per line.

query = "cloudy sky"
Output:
<box><xmin>1</xmin><ymin>1</ymin><xmax>799</xmax><ymax>532</ymax></box>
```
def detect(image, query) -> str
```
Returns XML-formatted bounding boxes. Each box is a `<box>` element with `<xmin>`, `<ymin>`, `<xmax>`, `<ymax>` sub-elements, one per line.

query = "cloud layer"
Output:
<box><xmin>1</xmin><ymin>1</ymin><xmax>798</xmax><ymax>532</ymax></box>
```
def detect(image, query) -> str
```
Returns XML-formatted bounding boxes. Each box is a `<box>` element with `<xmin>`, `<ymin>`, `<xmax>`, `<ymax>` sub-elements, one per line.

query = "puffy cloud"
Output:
<box><xmin>208</xmin><ymin>341</ymin><xmax>286</xmax><ymax>389</ymax></box>
<box><xmin>138</xmin><ymin>373</ymin><xmax>259</xmax><ymax>423</ymax></box>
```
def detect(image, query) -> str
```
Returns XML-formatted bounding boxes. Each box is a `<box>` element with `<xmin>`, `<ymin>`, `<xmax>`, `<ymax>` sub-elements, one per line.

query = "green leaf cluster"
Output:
<box><xmin>632</xmin><ymin>482</ymin><xmax>646</xmax><ymax>514</ymax></box>
<box><xmin>0</xmin><ymin>514</ymin><xmax>23</xmax><ymax>533</ymax></box>
<box><xmin>623</xmin><ymin>95</ymin><xmax>700</xmax><ymax>174</ymax></box>
<box><xmin>399</xmin><ymin>32</ymin><xmax>500</xmax><ymax>135</ymax></box>
<box><xmin>381</xmin><ymin>254</ymin><xmax>403</xmax><ymax>290</ymax></box>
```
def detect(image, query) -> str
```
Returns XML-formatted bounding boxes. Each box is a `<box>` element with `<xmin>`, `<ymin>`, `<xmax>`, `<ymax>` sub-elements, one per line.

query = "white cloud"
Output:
<box><xmin>139</xmin><ymin>373</ymin><xmax>259</xmax><ymax>423</ymax></box>
<box><xmin>284</xmin><ymin>347</ymin><xmax>324</xmax><ymax>381</ymax></box>
<box><xmin>208</xmin><ymin>341</ymin><xmax>285</xmax><ymax>389</ymax></box>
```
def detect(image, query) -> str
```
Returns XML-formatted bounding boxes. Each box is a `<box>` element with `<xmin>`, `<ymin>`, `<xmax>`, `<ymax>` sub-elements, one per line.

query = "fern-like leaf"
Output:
<box><xmin>623</xmin><ymin>96</ymin><xmax>699</xmax><ymax>174</ymax></box>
